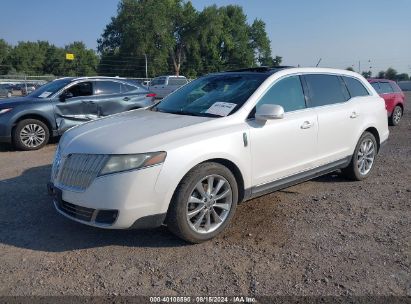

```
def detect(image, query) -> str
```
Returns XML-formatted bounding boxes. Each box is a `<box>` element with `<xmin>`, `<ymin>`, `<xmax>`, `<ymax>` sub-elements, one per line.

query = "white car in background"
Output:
<box><xmin>149</xmin><ymin>75</ymin><xmax>188</xmax><ymax>98</ymax></box>
<box><xmin>48</xmin><ymin>67</ymin><xmax>389</xmax><ymax>243</ymax></box>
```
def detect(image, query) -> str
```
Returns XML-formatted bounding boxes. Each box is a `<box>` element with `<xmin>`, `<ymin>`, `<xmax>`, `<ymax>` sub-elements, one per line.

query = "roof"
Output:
<box><xmin>224</xmin><ymin>66</ymin><xmax>294</xmax><ymax>74</ymax></box>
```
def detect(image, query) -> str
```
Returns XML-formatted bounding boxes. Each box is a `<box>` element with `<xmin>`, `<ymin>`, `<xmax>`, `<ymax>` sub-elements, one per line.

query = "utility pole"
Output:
<box><xmin>358</xmin><ymin>61</ymin><xmax>361</xmax><ymax>74</ymax></box>
<box><xmin>144</xmin><ymin>54</ymin><xmax>148</xmax><ymax>79</ymax></box>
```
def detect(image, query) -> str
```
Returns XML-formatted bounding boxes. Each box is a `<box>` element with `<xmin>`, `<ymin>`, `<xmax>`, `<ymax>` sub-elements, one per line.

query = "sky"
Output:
<box><xmin>0</xmin><ymin>0</ymin><xmax>410</xmax><ymax>74</ymax></box>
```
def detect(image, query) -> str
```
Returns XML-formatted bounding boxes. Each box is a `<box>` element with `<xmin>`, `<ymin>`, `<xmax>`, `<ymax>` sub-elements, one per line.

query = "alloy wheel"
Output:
<box><xmin>186</xmin><ymin>174</ymin><xmax>232</xmax><ymax>234</ymax></box>
<box><xmin>393</xmin><ymin>107</ymin><xmax>402</xmax><ymax>125</ymax></box>
<box><xmin>20</xmin><ymin>123</ymin><xmax>46</xmax><ymax>148</ymax></box>
<box><xmin>357</xmin><ymin>138</ymin><xmax>375</xmax><ymax>176</ymax></box>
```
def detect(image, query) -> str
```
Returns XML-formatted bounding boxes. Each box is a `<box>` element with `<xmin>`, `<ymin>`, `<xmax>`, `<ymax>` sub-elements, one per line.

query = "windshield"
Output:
<box><xmin>154</xmin><ymin>74</ymin><xmax>266</xmax><ymax>117</ymax></box>
<box><xmin>29</xmin><ymin>78</ymin><xmax>72</xmax><ymax>98</ymax></box>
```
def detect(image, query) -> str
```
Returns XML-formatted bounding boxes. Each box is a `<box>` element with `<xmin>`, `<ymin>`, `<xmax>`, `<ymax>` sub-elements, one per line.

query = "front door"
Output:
<box><xmin>54</xmin><ymin>81</ymin><xmax>98</xmax><ymax>132</ymax></box>
<box><xmin>249</xmin><ymin>75</ymin><xmax>318</xmax><ymax>188</ymax></box>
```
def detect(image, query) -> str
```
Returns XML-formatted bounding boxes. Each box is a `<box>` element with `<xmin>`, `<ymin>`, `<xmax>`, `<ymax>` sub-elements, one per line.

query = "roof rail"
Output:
<box><xmin>225</xmin><ymin>66</ymin><xmax>294</xmax><ymax>73</ymax></box>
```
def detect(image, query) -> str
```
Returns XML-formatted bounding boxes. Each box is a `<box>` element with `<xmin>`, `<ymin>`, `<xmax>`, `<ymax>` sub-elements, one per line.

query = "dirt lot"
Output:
<box><xmin>0</xmin><ymin>93</ymin><xmax>410</xmax><ymax>298</ymax></box>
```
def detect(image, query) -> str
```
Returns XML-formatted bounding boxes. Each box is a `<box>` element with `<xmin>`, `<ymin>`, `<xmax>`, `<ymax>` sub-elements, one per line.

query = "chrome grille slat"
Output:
<box><xmin>54</xmin><ymin>154</ymin><xmax>108</xmax><ymax>191</ymax></box>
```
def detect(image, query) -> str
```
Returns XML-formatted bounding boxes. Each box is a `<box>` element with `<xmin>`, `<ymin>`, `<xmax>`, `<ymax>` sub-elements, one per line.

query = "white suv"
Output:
<box><xmin>48</xmin><ymin>67</ymin><xmax>389</xmax><ymax>243</ymax></box>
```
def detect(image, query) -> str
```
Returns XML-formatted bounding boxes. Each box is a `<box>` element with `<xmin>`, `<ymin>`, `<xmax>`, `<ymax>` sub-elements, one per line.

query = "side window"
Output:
<box><xmin>371</xmin><ymin>82</ymin><xmax>381</xmax><ymax>93</ymax></box>
<box><xmin>168</xmin><ymin>78</ymin><xmax>187</xmax><ymax>86</ymax></box>
<box><xmin>121</xmin><ymin>83</ymin><xmax>139</xmax><ymax>93</ymax></box>
<box><xmin>256</xmin><ymin>76</ymin><xmax>306</xmax><ymax>112</ymax></box>
<box><xmin>305</xmin><ymin>74</ymin><xmax>349</xmax><ymax>107</ymax></box>
<box><xmin>95</xmin><ymin>81</ymin><xmax>121</xmax><ymax>95</ymax></box>
<box><xmin>379</xmin><ymin>82</ymin><xmax>394</xmax><ymax>94</ymax></box>
<box><xmin>151</xmin><ymin>77</ymin><xmax>166</xmax><ymax>86</ymax></box>
<box><xmin>342</xmin><ymin>76</ymin><xmax>369</xmax><ymax>98</ymax></box>
<box><xmin>66</xmin><ymin>82</ymin><xmax>93</xmax><ymax>97</ymax></box>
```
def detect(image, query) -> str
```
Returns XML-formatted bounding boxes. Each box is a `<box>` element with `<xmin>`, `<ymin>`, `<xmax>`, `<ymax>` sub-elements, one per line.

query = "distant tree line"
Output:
<box><xmin>346</xmin><ymin>66</ymin><xmax>409</xmax><ymax>81</ymax></box>
<box><xmin>97</xmin><ymin>0</ymin><xmax>282</xmax><ymax>78</ymax></box>
<box><xmin>0</xmin><ymin>39</ymin><xmax>99</xmax><ymax>76</ymax></box>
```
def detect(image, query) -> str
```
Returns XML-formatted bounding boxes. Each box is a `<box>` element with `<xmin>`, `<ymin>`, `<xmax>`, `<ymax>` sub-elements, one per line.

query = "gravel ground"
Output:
<box><xmin>0</xmin><ymin>93</ymin><xmax>410</xmax><ymax>298</ymax></box>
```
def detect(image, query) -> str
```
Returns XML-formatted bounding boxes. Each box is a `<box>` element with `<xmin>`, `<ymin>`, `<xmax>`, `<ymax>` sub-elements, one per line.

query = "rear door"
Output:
<box><xmin>54</xmin><ymin>81</ymin><xmax>97</xmax><ymax>132</ymax></box>
<box><xmin>303</xmin><ymin>74</ymin><xmax>357</xmax><ymax>165</ymax></box>
<box><xmin>379</xmin><ymin>81</ymin><xmax>396</xmax><ymax>114</ymax></box>
<box><xmin>93</xmin><ymin>80</ymin><xmax>123</xmax><ymax>116</ymax></box>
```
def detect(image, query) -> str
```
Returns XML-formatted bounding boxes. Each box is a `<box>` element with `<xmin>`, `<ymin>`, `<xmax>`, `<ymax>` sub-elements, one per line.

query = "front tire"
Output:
<box><xmin>166</xmin><ymin>162</ymin><xmax>238</xmax><ymax>243</ymax></box>
<box><xmin>12</xmin><ymin>119</ymin><xmax>50</xmax><ymax>151</ymax></box>
<box><xmin>341</xmin><ymin>131</ymin><xmax>377</xmax><ymax>181</ymax></box>
<box><xmin>389</xmin><ymin>105</ymin><xmax>402</xmax><ymax>126</ymax></box>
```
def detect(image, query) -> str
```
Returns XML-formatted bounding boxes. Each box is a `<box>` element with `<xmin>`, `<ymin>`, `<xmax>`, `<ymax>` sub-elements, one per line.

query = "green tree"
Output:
<box><xmin>377</xmin><ymin>71</ymin><xmax>385</xmax><ymax>78</ymax></box>
<box><xmin>0</xmin><ymin>39</ymin><xmax>11</xmax><ymax>74</ymax></box>
<box><xmin>396</xmin><ymin>73</ymin><xmax>409</xmax><ymax>81</ymax></box>
<box><xmin>64</xmin><ymin>41</ymin><xmax>99</xmax><ymax>76</ymax></box>
<box><xmin>385</xmin><ymin>67</ymin><xmax>397</xmax><ymax>80</ymax></box>
<box><xmin>97</xmin><ymin>0</ymin><xmax>279</xmax><ymax>77</ymax></box>
<box><xmin>362</xmin><ymin>71</ymin><xmax>372</xmax><ymax>78</ymax></box>
<box><xmin>8</xmin><ymin>41</ymin><xmax>50</xmax><ymax>75</ymax></box>
<box><xmin>346</xmin><ymin>67</ymin><xmax>355</xmax><ymax>72</ymax></box>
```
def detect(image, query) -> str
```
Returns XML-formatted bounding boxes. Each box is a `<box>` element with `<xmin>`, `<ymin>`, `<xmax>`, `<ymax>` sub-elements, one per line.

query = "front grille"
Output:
<box><xmin>56</xmin><ymin>200</ymin><xmax>95</xmax><ymax>222</ymax></box>
<box><xmin>54</xmin><ymin>154</ymin><xmax>108</xmax><ymax>191</ymax></box>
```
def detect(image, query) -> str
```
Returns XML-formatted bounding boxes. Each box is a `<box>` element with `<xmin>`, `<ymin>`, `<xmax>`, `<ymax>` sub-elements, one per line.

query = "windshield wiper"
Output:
<box><xmin>155</xmin><ymin>108</ymin><xmax>220</xmax><ymax>118</ymax></box>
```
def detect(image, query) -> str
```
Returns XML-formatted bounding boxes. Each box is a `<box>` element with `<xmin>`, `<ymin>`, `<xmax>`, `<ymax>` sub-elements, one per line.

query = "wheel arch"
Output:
<box><xmin>12</xmin><ymin>113</ymin><xmax>54</xmax><ymax>136</ymax></box>
<box><xmin>364</xmin><ymin>126</ymin><xmax>380</xmax><ymax>152</ymax></box>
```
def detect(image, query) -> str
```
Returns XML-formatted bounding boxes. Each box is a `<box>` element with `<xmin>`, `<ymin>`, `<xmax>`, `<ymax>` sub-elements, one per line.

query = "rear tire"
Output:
<box><xmin>341</xmin><ymin>132</ymin><xmax>377</xmax><ymax>181</ymax></box>
<box><xmin>166</xmin><ymin>162</ymin><xmax>238</xmax><ymax>243</ymax></box>
<box><xmin>12</xmin><ymin>119</ymin><xmax>50</xmax><ymax>151</ymax></box>
<box><xmin>389</xmin><ymin>105</ymin><xmax>402</xmax><ymax>126</ymax></box>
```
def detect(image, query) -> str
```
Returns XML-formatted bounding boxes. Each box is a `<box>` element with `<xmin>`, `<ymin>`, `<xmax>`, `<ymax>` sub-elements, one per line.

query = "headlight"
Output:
<box><xmin>0</xmin><ymin>108</ymin><xmax>12</xmax><ymax>115</ymax></box>
<box><xmin>99</xmin><ymin>152</ymin><xmax>166</xmax><ymax>176</ymax></box>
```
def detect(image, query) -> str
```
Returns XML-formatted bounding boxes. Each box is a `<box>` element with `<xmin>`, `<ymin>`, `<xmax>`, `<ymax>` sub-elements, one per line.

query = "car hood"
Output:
<box><xmin>0</xmin><ymin>96</ymin><xmax>36</xmax><ymax>107</ymax></box>
<box><xmin>60</xmin><ymin>109</ymin><xmax>215</xmax><ymax>155</ymax></box>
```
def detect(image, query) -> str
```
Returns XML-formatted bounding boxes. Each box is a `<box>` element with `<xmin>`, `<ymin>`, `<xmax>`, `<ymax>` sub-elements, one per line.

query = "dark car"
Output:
<box><xmin>368</xmin><ymin>79</ymin><xmax>406</xmax><ymax>126</ymax></box>
<box><xmin>0</xmin><ymin>84</ymin><xmax>13</xmax><ymax>98</ymax></box>
<box><xmin>0</xmin><ymin>76</ymin><xmax>157</xmax><ymax>150</ymax></box>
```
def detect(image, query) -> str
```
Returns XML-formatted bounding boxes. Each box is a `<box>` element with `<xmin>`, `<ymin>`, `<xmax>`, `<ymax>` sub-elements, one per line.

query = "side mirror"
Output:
<box><xmin>59</xmin><ymin>91</ymin><xmax>73</xmax><ymax>102</ymax></box>
<box><xmin>255</xmin><ymin>104</ymin><xmax>285</xmax><ymax>121</ymax></box>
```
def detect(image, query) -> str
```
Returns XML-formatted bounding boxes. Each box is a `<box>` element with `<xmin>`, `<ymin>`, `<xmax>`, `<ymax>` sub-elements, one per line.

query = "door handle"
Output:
<box><xmin>83</xmin><ymin>100</ymin><xmax>95</xmax><ymax>104</ymax></box>
<box><xmin>300</xmin><ymin>121</ymin><xmax>313</xmax><ymax>129</ymax></box>
<box><xmin>123</xmin><ymin>97</ymin><xmax>130</xmax><ymax>101</ymax></box>
<box><xmin>350</xmin><ymin>111</ymin><xmax>359</xmax><ymax>119</ymax></box>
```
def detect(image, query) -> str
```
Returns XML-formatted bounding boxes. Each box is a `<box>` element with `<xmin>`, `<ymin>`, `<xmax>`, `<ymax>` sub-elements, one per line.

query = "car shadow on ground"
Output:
<box><xmin>0</xmin><ymin>165</ymin><xmax>187</xmax><ymax>253</ymax></box>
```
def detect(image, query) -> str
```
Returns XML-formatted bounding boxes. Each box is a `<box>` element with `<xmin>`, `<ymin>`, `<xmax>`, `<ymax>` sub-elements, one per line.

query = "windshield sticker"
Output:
<box><xmin>205</xmin><ymin>102</ymin><xmax>237</xmax><ymax>117</ymax></box>
<box><xmin>38</xmin><ymin>91</ymin><xmax>52</xmax><ymax>98</ymax></box>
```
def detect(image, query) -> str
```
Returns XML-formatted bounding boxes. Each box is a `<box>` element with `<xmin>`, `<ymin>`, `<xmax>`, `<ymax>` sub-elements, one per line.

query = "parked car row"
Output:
<box><xmin>0</xmin><ymin>84</ymin><xmax>13</xmax><ymax>98</ymax></box>
<box><xmin>45</xmin><ymin>67</ymin><xmax>391</xmax><ymax>243</ymax></box>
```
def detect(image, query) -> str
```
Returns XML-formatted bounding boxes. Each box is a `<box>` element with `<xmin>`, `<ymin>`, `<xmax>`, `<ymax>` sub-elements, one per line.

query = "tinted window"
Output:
<box><xmin>370</xmin><ymin>82</ymin><xmax>381</xmax><ymax>93</ymax></box>
<box><xmin>379</xmin><ymin>82</ymin><xmax>394</xmax><ymax>94</ymax></box>
<box><xmin>168</xmin><ymin>78</ymin><xmax>187</xmax><ymax>86</ymax></box>
<box><xmin>342</xmin><ymin>76</ymin><xmax>369</xmax><ymax>97</ymax></box>
<box><xmin>390</xmin><ymin>82</ymin><xmax>402</xmax><ymax>93</ymax></box>
<box><xmin>257</xmin><ymin>76</ymin><xmax>306</xmax><ymax>112</ymax></box>
<box><xmin>95</xmin><ymin>81</ymin><xmax>121</xmax><ymax>95</ymax></box>
<box><xmin>305</xmin><ymin>74</ymin><xmax>349</xmax><ymax>107</ymax></box>
<box><xmin>121</xmin><ymin>83</ymin><xmax>140</xmax><ymax>93</ymax></box>
<box><xmin>67</xmin><ymin>82</ymin><xmax>93</xmax><ymax>97</ymax></box>
<box><xmin>151</xmin><ymin>77</ymin><xmax>166</xmax><ymax>86</ymax></box>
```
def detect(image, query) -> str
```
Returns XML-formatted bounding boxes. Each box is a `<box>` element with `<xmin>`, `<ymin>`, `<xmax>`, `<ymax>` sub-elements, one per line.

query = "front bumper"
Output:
<box><xmin>48</xmin><ymin>165</ymin><xmax>169</xmax><ymax>229</ymax></box>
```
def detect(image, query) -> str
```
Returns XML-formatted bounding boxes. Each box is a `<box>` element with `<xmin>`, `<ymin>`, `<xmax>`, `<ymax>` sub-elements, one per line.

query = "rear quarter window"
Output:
<box><xmin>389</xmin><ymin>82</ymin><xmax>402</xmax><ymax>93</ymax></box>
<box><xmin>304</xmin><ymin>74</ymin><xmax>350</xmax><ymax>107</ymax></box>
<box><xmin>370</xmin><ymin>82</ymin><xmax>381</xmax><ymax>93</ymax></box>
<box><xmin>342</xmin><ymin>76</ymin><xmax>369</xmax><ymax>97</ymax></box>
<box><xmin>379</xmin><ymin>82</ymin><xmax>394</xmax><ymax>94</ymax></box>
